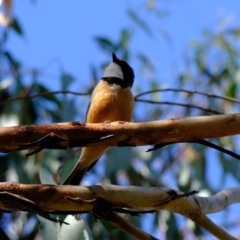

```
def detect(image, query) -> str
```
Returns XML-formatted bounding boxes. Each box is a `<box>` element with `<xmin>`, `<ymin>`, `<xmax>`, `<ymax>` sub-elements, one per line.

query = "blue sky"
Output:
<box><xmin>6</xmin><ymin>1</ymin><xmax>240</xmax><ymax>92</ymax></box>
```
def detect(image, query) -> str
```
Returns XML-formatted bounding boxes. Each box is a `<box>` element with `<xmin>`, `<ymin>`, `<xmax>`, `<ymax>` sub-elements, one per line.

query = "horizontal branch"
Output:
<box><xmin>0</xmin><ymin>182</ymin><xmax>237</xmax><ymax>240</ymax></box>
<box><xmin>0</xmin><ymin>113</ymin><xmax>239</xmax><ymax>153</ymax></box>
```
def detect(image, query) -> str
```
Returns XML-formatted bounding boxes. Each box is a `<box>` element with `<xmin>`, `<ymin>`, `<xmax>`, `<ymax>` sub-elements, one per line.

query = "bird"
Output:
<box><xmin>63</xmin><ymin>53</ymin><xmax>135</xmax><ymax>185</ymax></box>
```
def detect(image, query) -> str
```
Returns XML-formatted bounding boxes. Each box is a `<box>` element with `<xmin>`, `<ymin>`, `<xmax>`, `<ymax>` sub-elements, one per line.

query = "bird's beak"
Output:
<box><xmin>112</xmin><ymin>53</ymin><xmax>118</xmax><ymax>63</ymax></box>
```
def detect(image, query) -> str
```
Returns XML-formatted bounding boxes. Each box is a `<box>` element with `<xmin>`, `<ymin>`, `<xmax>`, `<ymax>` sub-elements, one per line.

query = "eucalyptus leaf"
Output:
<box><xmin>39</xmin><ymin>167</ymin><xmax>56</xmax><ymax>185</ymax></box>
<box><xmin>38</xmin><ymin>216</ymin><xmax>58</xmax><ymax>240</ymax></box>
<box><xmin>61</xmin><ymin>72</ymin><xmax>74</xmax><ymax>91</ymax></box>
<box><xmin>59</xmin><ymin>215</ymin><xmax>93</xmax><ymax>240</ymax></box>
<box><xmin>11</xmin><ymin>17</ymin><xmax>24</xmax><ymax>36</ymax></box>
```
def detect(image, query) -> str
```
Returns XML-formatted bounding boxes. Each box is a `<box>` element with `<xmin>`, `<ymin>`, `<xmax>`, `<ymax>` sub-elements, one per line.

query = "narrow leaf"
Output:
<box><xmin>59</xmin><ymin>215</ymin><xmax>94</xmax><ymax>240</ymax></box>
<box><xmin>11</xmin><ymin>17</ymin><xmax>24</xmax><ymax>36</ymax></box>
<box><xmin>127</xmin><ymin>9</ymin><xmax>152</xmax><ymax>36</ymax></box>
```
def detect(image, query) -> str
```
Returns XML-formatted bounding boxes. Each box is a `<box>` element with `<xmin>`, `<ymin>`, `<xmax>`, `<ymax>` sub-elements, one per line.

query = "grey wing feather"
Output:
<box><xmin>84</xmin><ymin>100</ymin><xmax>91</xmax><ymax>122</ymax></box>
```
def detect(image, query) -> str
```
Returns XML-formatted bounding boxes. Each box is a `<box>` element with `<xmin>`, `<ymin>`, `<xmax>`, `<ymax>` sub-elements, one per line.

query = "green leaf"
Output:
<box><xmin>20</xmin><ymin>93</ymin><xmax>37</xmax><ymax>124</ymax></box>
<box><xmin>194</xmin><ymin>222</ymin><xmax>203</xmax><ymax>236</ymax></box>
<box><xmin>38</xmin><ymin>216</ymin><xmax>58</xmax><ymax>240</ymax></box>
<box><xmin>10</xmin><ymin>17</ymin><xmax>24</xmax><ymax>36</ymax></box>
<box><xmin>106</xmin><ymin>148</ymin><xmax>133</xmax><ymax>177</ymax></box>
<box><xmin>4</xmin><ymin>51</ymin><xmax>20</xmax><ymax>70</ymax></box>
<box><xmin>24</xmin><ymin>100</ymin><xmax>37</xmax><ymax>123</ymax></box>
<box><xmin>137</xmin><ymin>53</ymin><xmax>154</xmax><ymax>71</ymax></box>
<box><xmin>166</xmin><ymin>213</ymin><xmax>181</xmax><ymax>240</ymax></box>
<box><xmin>94</xmin><ymin>37</ymin><xmax>117</xmax><ymax>53</ymax></box>
<box><xmin>36</xmin><ymin>84</ymin><xmax>61</xmax><ymax>108</ymax></box>
<box><xmin>61</xmin><ymin>72</ymin><xmax>74</xmax><ymax>91</ymax></box>
<box><xmin>228</xmin><ymin>28</ymin><xmax>240</xmax><ymax>36</ymax></box>
<box><xmin>100</xmin><ymin>219</ymin><xmax>117</xmax><ymax>231</ymax></box>
<box><xmin>226</xmin><ymin>82</ymin><xmax>237</xmax><ymax>98</ymax></box>
<box><xmin>127</xmin><ymin>9</ymin><xmax>152</xmax><ymax>36</ymax></box>
<box><xmin>39</xmin><ymin>167</ymin><xmax>56</xmax><ymax>185</ymax></box>
<box><xmin>119</xmin><ymin>30</ymin><xmax>130</xmax><ymax>49</ymax></box>
<box><xmin>59</xmin><ymin>215</ymin><xmax>94</xmax><ymax>240</ymax></box>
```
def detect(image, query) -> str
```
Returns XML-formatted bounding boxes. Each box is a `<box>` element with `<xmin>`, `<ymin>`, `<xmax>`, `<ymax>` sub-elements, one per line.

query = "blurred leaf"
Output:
<box><xmin>219</xmin><ymin>152</ymin><xmax>240</xmax><ymax>183</ymax></box>
<box><xmin>228</xmin><ymin>28</ymin><xmax>240</xmax><ymax>35</ymax></box>
<box><xmin>4</xmin><ymin>51</ymin><xmax>20</xmax><ymax>70</ymax></box>
<box><xmin>100</xmin><ymin>219</ymin><xmax>117</xmax><ymax>231</ymax></box>
<box><xmin>61</xmin><ymin>72</ymin><xmax>74</xmax><ymax>91</ymax></box>
<box><xmin>39</xmin><ymin>215</ymin><xmax>94</xmax><ymax>240</ymax></box>
<box><xmin>194</xmin><ymin>222</ymin><xmax>203</xmax><ymax>237</ymax></box>
<box><xmin>94</xmin><ymin>36</ymin><xmax>117</xmax><ymax>53</ymax></box>
<box><xmin>127</xmin><ymin>9</ymin><xmax>152</xmax><ymax>36</ymax></box>
<box><xmin>59</xmin><ymin>215</ymin><xmax>94</xmax><ymax>240</ymax></box>
<box><xmin>21</xmin><ymin>95</ymin><xmax>37</xmax><ymax>124</ymax></box>
<box><xmin>137</xmin><ymin>53</ymin><xmax>154</xmax><ymax>71</ymax></box>
<box><xmin>39</xmin><ymin>167</ymin><xmax>56</xmax><ymax>185</ymax></box>
<box><xmin>106</xmin><ymin>148</ymin><xmax>133</xmax><ymax>177</ymax></box>
<box><xmin>192</xmin><ymin>145</ymin><xmax>206</xmax><ymax>182</ymax></box>
<box><xmin>0</xmin><ymin>89</ymin><xmax>10</xmax><ymax>113</ymax></box>
<box><xmin>0</xmin><ymin>154</ymin><xmax>9</xmax><ymax>182</ymax></box>
<box><xmin>166</xmin><ymin>213</ymin><xmax>181</xmax><ymax>240</ymax></box>
<box><xmin>119</xmin><ymin>29</ymin><xmax>131</xmax><ymax>60</ymax></box>
<box><xmin>226</xmin><ymin>82</ymin><xmax>237</xmax><ymax>98</ymax></box>
<box><xmin>10</xmin><ymin>17</ymin><xmax>24</xmax><ymax>36</ymax></box>
<box><xmin>218</xmin><ymin>68</ymin><xmax>229</xmax><ymax>81</ymax></box>
<box><xmin>37</xmin><ymin>84</ymin><xmax>61</xmax><ymax>108</ymax></box>
<box><xmin>38</xmin><ymin>216</ymin><xmax>58</xmax><ymax>240</ymax></box>
<box><xmin>0</xmin><ymin>30</ymin><xmax>8</xmax><ymax>44</ymax></box>
<box><xmin>159</xmin><ymin>28</ymin><xmax>172</xmax><ymax>44</ymax></box>
<box><xmin>178</xmin><ymin>159</ymin><xmax>191</xmax><ymax>192</ymax></box>
<box><xmin>127</xmin><ymin>167</ymin><xmax>146</xmax><ymax>186</ymax></box>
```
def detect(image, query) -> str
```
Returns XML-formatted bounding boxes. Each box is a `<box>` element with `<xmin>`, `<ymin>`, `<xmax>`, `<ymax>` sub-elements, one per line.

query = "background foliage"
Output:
<box><xmin>0</xmin><ymin>1</ymin><xmax>240</xmax><ymax>239</ymax></box>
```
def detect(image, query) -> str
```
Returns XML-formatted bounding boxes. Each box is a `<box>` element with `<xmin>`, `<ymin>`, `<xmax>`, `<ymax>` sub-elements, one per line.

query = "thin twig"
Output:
<box><xmin>134</xmin><ymin>88</ymin><xmax>240</xmax><ymax>104</ymax></box>
<box><xmin>97</xmin><ymin>210</ymin><xmax>159</xmax><ymax>240</ymax></box>
<box><xmin>0</xmin><ymin>91</ymin><xmax>90</xmax><ymax>106</ymax></box>
<box><xmin>135</xmin><ymin>99</ymin><xmax>223</xmax><ymax>114</ymax></box>
<box><xmin>147</xmin><ymin>140</ymin><xmax>240</xmax><ymax>161</ymax></box>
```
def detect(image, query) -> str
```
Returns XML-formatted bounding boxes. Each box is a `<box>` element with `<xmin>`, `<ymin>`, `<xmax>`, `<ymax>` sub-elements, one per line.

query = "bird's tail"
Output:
<box><xmin>63</xmin><ymin>146</ymin><xmax>107</xmax><ymax>185</ymax></box>
<box><xmin>63</xmin><ymin>165</ymin><xmax>88</xmax><ymax>185</ymax></box>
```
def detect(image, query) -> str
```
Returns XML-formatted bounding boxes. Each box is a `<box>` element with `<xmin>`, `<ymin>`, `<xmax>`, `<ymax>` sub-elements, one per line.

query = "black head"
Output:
<box><xmin>102</xmin><ymin>53</ymin><xmax>135</xmax><ymax>88</ymax></box>
<box><xmin>112</xmin><ymin>53</ymin><xmax>134</xmax><ymax>88</ymax></box>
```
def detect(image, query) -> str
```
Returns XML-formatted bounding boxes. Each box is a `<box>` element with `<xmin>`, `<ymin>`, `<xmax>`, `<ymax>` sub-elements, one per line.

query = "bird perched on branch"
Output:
<box><xmin>63</xmin><ymin>53</ymin><xmax>135</xmax><ymax>185</ymax></box>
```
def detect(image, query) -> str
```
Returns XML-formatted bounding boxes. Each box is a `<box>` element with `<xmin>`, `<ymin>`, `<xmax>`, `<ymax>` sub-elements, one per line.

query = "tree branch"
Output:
<box><xmin>0</xmin><ymin>113</ymin><xmax>239</xmax><ymax>153</ymax></box>
<box><xmin>0</xmin><ymin>182</ymin><xmax>238</xmax><ymax>239</ymax></box>
<box><xmin>98</xmin><ymin>210</ymin><xmax>159</xmax><ymax>240</ymax></box>
<box><xmin>134</xmin><ymin>88</ymin><xmax>240</xmax><ymax>104</ymax></box>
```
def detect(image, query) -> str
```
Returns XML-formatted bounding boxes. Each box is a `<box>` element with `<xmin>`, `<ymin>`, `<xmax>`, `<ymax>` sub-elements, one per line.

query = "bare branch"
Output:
<box><xmin>135</xmin><ymin>99</ymin><xmax>223</xmax><ymax>114</ymax></box>
<box><xmin>0</xmin><ymin>113</ymin><xmax>239</xmax><ymax>153</ymax></box>
<box><xmin>134</xmin><ymin>88</ymin><xmax>240</xmax><ymax>104</ymax></box>
<box><xmin>0</xmin><ymin>91</ymin><xmax>90</xmax><ymax>106</ymax></box>
<box><xmin>97</xmin><ymin>210</ymin><xmax>159</xmax><ymax>240</ymax></box>
<box><xmin>0</xmin><ymin>182</ymin><xmax>238</xmax><ymax>240</ymax></box>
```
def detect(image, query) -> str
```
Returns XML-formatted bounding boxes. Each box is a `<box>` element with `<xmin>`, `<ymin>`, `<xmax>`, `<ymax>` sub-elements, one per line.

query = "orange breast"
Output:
<box><xmin>86</xmin><ymin>80</ymin><xmax>134</xmax><ymax>123</ymax></box>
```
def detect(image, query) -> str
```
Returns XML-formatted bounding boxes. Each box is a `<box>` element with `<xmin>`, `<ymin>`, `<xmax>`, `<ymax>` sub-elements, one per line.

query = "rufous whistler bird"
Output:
<box><xmin>63</xmin><ymin>53</ymin><xmax>135</xmax><ymax>185</ymax></box>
